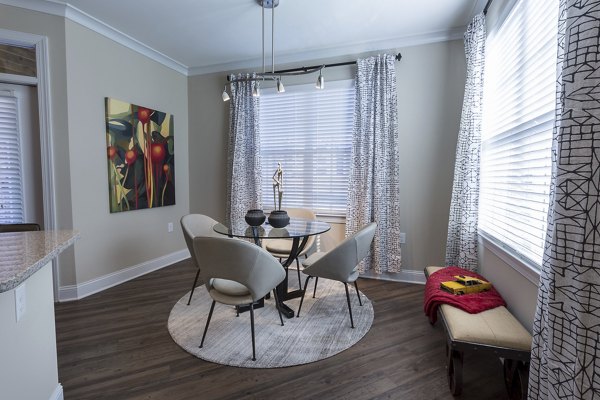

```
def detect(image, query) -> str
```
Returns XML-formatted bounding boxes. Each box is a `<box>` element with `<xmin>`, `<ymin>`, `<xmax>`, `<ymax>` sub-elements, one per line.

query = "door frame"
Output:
<box><xmin>0</xmin><ymin>28</ymin><xmax>59</xmax><ymax>300</ymax></box>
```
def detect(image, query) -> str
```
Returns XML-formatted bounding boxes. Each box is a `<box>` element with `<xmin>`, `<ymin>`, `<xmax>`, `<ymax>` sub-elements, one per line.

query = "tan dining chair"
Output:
<box><xmin>194</xmin><ymin>236</ymin><xmax>286</xmax><ymax>361</ymax></box>
<box><xmin>297</xmin><ymin>222</ymin><xmax>377</xmax><ymax>328</ymax></box>
<box><xmin>180</xmin><ymin>214</ymin><xmax>222</xmax><ymax>305</ymax></box>
<box><xmin>263</xmin><ymin>208</ymin><xmax>317</xmax><ymax>287</ymax></box>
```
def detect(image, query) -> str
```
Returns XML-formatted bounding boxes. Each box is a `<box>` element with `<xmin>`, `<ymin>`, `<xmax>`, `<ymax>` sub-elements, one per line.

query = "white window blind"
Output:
<box><xmin>479</xmin><ymin>0</ymin><xmax>559</xmax><ymax>267</ymax></box>
<box><xmin>259</xmin><ymin>80</ymin><xmax>355</xmax><ymax>216</ymax></box>
<box><xmin>0</xmin><ymin>93</ymin><xmax>24</xmax><ymax>224</ymax></box>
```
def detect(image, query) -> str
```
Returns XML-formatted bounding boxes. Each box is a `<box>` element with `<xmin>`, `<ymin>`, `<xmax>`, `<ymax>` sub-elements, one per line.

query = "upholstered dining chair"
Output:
<box><xmin>194</xmin><ymin>236</ymin><xmax>286</xmax><ymax>361</ymax></box>
<box><xmin>263</xmin><ymin>208</ymin><xmax>317</xmax><ymax>287</ymax></box>
<box><xmin>180</xmin><ymin>214</ymin><xmax>221</xmax><ymax>305</ymax></box>
<box><xmin>297</xmin><ymin>222</ymin><xmax>377</xmax><ymax>328</ymax></box>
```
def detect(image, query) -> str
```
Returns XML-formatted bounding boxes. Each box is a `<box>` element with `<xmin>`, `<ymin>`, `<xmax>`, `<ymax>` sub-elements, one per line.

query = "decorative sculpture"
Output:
<box><xmin>268</xmin><ymin>162</ymin><xmax>289</xmax><ymax>228</ymax></box>
<box><xmin>272</xmin><ymin>162</ymin><xmax>283</xmax><ymax>211</ymax></box>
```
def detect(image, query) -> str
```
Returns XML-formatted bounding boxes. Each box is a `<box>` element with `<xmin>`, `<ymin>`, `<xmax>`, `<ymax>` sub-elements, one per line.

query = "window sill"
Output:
<box><xmin>314</xmin><ymin>214</ymin><xmax>346</xmax><ymax>224</ymax></box>
<box><xmin>262</xmin><ymin>209</ymin><xmax>346</xmax><ymax>224</ymax></box>
<box><xmin>478</xmin><ymin>231</ymin><xmax>540</xmax><ymax>286</ymax></box>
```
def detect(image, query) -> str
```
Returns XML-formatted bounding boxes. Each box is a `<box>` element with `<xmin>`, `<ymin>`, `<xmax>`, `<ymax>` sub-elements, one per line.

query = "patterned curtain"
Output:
<box><xmin>445</xmin><ymin>13</ymin><xmax>486</xmax><ymax>272</ymax></box>
<box><xmin>529</xmin><ymin>1</ymin><xmax>600</xmax><ymax>398</ymax></box>
<box><xmin>226</xmin><ymin>76</ymin><xmax>262</xmax><ymax>225</ymax></box>
<box><xmin>346</xmin><ymin>54</ymin><xmax>401</xmax><ymax>274</ymax></box>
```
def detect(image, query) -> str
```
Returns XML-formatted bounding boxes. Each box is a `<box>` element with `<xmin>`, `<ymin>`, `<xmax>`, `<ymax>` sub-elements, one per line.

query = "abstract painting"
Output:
<box><xmin>105</xmin><ymin>98</ymin><xmax>175</xmax><ymax>213</ymax></box>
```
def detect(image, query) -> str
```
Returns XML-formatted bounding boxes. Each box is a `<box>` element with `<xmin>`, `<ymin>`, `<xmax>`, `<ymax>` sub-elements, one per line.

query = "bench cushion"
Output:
<box><xmin>425</xmin><ymin>265</ymin><xmax>532</xmax><ymax>351</ymax></box>
<box><xmin>441</xmin><ymin>304</ymin><xmax>531</xmax><ymax>351</ymax></box>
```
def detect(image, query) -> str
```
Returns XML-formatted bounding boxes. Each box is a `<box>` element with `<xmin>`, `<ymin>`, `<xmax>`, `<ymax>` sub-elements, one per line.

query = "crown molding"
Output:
<box><xmin>0</xmin><ymin>0</ymin><xmax>65</xmax><ymax>16</ymax></box>
<box><xmin>0</xmin><ymin>0</ymin><xmax>189</xmax><ymax>76</ymax></box>
<box><xmin>62</xmin><ymin>3</ymin><xmax>188</xmax><ymax>75</ymax></box>
<box><xmin>188</xmin><ymin>26</ymin><xmax>466</xmax><ymax>76</ymax></box>
<box><xmin>1</xmin><ymin>0</ymin><xmax>466</xmax><ymax>78</ymax></box>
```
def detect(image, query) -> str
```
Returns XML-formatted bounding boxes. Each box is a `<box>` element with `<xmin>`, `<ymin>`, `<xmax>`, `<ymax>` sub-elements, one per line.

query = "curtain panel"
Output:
<box><xmin>529</xmin><ymin>1</ymin><xmax>600</xmax><ymax>398</ymax></box>
<box><xmin>445</xmin><ymin>13</ymin><xmax>486</xmax><ymax>272</ymax></box>
<box><xmin>346</xmin><ymin>53</ymin><xmax>402</xmax><ymax>274</ymax></box>
<box><xmin>226</xmin><ymin>76</ymin><xmax>262</xmax><ymax>225</ymax></box>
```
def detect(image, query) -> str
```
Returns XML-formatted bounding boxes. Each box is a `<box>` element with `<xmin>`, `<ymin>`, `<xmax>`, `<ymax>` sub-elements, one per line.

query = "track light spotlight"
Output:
<box><xmin>277</xmin><ymin>77</ymin><xmax>285</xmax><ymax>93</ymax></box>
<box><xmin>222</xmin><ymin>85</ymin><xmax>230</xmax><ymax>102</ymax></box>
<box><xmin>252</xmin><ymin>81</ymin><xmax>261</xmax><ymax>97</ymax></box>
<box><xmin>316</xmin><ymin>70</ymin><xmax>325</xmax><ymax>89</ymax></box>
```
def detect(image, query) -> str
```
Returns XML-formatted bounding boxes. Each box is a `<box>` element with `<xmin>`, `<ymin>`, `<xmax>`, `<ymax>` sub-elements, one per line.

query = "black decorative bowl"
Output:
<box><xmin>268</xmin><ymin>210</ymin><xmax>290</xmax><ymax>228</ymax></box>
<box><xmin>245</xmin><ymin>209</ymin><xmax>266</xmax><ymax>226</ymax></box>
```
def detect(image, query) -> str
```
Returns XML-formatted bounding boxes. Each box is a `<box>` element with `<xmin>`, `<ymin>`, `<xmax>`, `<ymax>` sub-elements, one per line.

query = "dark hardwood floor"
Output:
<box><xmin>55</xmin><ymin>259</ymin><xmax>508</xmax><ymax>400</ymax></box>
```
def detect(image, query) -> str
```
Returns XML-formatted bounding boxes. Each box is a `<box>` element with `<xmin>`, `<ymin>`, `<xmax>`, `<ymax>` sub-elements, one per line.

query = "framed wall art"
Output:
<box><xmin>105</xmin><ymin>98</ymin><xmax>175</xmax><ymax>213</ymax></box>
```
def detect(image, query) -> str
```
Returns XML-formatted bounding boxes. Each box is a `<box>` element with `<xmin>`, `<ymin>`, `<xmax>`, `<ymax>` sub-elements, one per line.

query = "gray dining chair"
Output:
<box><xmin>180</xmin><ymin>214</ymin><xmax>222</xmax><ymax>305</ymax></box>
<box><xmin>297</xmin><ymin>222</ymin><xmax>377</xmax><ymax>328</ymax></box>
<box><xmin>194</xmin><ymin>236</ymin><xmax>286</xmax><ymax>361</ymax></box>
<box><xmin>263</xmin><ymin>208</ymin><xmax>317</xmax><ymax>287</ymax></box>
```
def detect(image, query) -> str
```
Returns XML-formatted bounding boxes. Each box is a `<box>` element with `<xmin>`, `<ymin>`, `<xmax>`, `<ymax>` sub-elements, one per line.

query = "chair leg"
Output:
<box><xmin>273</xmin><ymin>289</ymin><xmax>284</xmax><ymax>326</ymax></box>
<box><xmin>354</xmin><ymin>280</ymin><xmax>363</xmax><ymax>306</ymax></box>
<box><xmin>297</xmin><ymin>276</ymin><xmax>312</xmax><ymax>318</ymax></box>
<box><xmin>199</xmin><ymin>300</ymin><xmax>216</xmax><ymax>348</ymax></box>
<box><xmin>187</xmin><ymin>269</ymin><xmax>201</xmax><ymax>305</ymax></box>
<box><xmin>296</xmin><ymin>258</ymin><xmax>302</xmax><ymax>288</ymax></box>
<box><xmin>313</xmin><ymin>277</ymin><xmax>319</xmax><ymax>298</ymax></box>
<box><xmin>250</xmin><ymin>303</ymin><xmax>256</xmax><ymax>361</ymax></box>
<box><xmin>344</xmin><ymin>283</ymin><xmax>355</xmax><ymax>329</ymax></box>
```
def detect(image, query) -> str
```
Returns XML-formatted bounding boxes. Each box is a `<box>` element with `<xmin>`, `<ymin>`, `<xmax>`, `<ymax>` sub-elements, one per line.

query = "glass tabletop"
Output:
<box><xmin>213</xmin><ymin>217</ymin><xmax>330</xmax><ymax>239</ymax></box>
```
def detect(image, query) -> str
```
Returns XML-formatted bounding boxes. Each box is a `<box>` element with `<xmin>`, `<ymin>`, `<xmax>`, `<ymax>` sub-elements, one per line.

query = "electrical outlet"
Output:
<box><xmin>168</xmin><ymin>222</ymin><xmax>173</xmax><ymax>233</ymax></box>
<box><xmin>15</xmin><ymin>283</ymin><xmax>26</xmax><ymax>322</ymax></box>
<box><xmin>399</xmin><ymin>232</ymin><xmax>406</xmax><ymax>244</ymax></box>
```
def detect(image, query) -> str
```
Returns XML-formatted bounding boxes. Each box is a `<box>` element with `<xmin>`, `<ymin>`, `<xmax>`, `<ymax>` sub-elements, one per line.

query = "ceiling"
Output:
<box><xmin>47</xmin><ymin>0</ymin><xmax>484</xmax><ymax>74</ymax></box>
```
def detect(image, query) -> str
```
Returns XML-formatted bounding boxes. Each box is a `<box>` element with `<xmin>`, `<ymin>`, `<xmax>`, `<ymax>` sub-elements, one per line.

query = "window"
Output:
<box><xmin>479</xmin><ymin>0</ymin><xmax>559</xmax><ymax>267</ymax></box>
<box><xmin>259</xmin><ymin>80</ymin><xmax>355</xmax><ymax>216</ymax></box>
<box><xmin>0</xmin><ymin>91</ymin><xmax>23</xmax><ymax>224</ymax></box>
<box><xmin>0</xmin><ymin>92</ymin><xmax>24</xmax><ymax>223</ymax></box>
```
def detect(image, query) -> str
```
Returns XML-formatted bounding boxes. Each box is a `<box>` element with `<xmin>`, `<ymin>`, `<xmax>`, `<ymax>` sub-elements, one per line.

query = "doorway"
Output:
<box><xmin>0</xmin><ymin>28</ymin><xmax>58</xmax><ymax>299</ymax></box>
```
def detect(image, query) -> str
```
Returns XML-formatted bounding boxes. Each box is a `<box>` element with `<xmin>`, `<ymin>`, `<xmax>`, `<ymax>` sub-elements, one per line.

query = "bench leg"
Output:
<box><xmin>503</xmin><ymin>359</ymin><xmax>529</xmax><ymax>400</ymax></box>
<box><xmin>447</xmin><ymin>346</ymin><xmax>463</xmax><ymax>396</ymax></box>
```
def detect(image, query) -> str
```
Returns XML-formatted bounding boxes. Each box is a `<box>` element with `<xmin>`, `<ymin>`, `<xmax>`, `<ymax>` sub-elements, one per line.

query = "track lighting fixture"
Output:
<box><xmin>252</xmin><ymin>81</ymin><xmax>261</xmax><ymax>97</ymax></box>
<box><xmin>219</xmin><ymin>1</ymin><xmax>403</xmax><ymax>100</ymax></box>
<box><xmin>316</xmin><ymin>70</ymin><xmax>324</xmax><ymax>89</ymax></box>
<box><xmin>222</xmin><ymin>0</ymin><xmax>327</xmax><ymax>98</ymax></box>
<box><xmin>222</xmin><ymin>85</ymin><xmax>230</xmax><ymax>102</ymax></box>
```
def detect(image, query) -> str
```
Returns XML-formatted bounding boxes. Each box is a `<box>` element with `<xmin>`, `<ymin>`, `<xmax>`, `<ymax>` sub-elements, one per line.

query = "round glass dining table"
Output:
<box><xmin>213</xmin><ymin>217</ymin><xmax>330</xmax><ymax>318</ymax></box>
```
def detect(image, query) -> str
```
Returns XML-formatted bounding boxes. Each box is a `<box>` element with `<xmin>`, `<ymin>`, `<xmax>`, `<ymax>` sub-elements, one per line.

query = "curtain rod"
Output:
<box><xmin>227</xmin><ymin>52</ymin><xmax>402</xmax><ymax>81</ymax></box>
<box><xmin>271</xmin><ymin>52</ymin><xmax>402</xmax><ymax>74</ymax></box>
<box><xmin>483</xmin><ymin>0</ymin><xmax>493</xmax><ymax>15</ymax></box>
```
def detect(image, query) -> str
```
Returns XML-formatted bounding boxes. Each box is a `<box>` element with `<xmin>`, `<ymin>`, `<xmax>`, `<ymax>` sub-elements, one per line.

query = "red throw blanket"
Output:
<box><xmin>424</xmin><ymin>266</ymin><xmax>506</xmax><ymax>324</ymax></box>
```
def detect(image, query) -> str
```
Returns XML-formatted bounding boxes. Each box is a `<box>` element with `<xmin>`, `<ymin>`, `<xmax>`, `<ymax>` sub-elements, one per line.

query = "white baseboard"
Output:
<box><xmin>58</xmin><ymin>249</ymin><xmax>190</xmax><ymax>301</ymax></box>
<box><xmin>360</xmin><ymin>269</ymin><xmax>426</xmax><ymax>285</ymax></box>
<box><xmin>50</xmin><ymin>384</ymin><xmax>63</xmax><ymax>400</ymax></box>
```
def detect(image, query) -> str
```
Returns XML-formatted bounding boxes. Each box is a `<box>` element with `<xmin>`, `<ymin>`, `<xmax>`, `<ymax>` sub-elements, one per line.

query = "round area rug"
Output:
<box><xmin>168</xmin><ymin>277</ymin><xmax>374</xmax><ymax>368</ymax></box>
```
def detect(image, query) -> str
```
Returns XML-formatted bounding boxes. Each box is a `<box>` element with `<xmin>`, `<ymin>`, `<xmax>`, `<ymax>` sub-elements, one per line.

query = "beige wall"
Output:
<box><xmin>64</xmin><ymin>20</ymin><xmax>189</xmax><ymax>284</ymax></box>
<box><xmin>396</xmin><ymin>41</ymin><xmax>465</xmax><ymax>270</ymax></box>
<box><xmin>478</xmin><ymin>239</ymin><xmax>538</xmax><ymax>331</ymax></box>
<box><xmin>188</xmin><ymin>40</ymin><xmax>466</xmax><ymax>271</ymax></box>
<box><xmin>187</xmin><ymin>72</ymin><xmax>229</xmax><ymax>223</ymax></box>
<box><xmin>1</xmin><ymin>6</ymin><xmax>191</xmax><ymax>287</ymax></box>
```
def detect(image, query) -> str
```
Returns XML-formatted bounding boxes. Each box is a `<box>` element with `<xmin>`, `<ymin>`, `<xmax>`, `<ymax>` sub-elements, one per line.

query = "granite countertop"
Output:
<box><xmin>0</xmin><ymin>230</ymin><xmax>79</xmax><ymax>293</ymax></box>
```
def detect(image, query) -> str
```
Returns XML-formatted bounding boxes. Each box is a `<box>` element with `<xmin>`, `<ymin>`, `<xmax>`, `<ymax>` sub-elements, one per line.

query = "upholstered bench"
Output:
<box><xmin>424</xmin><ymin>266</ymin><xmax>532</xmax><ymax>399</ymax></box>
